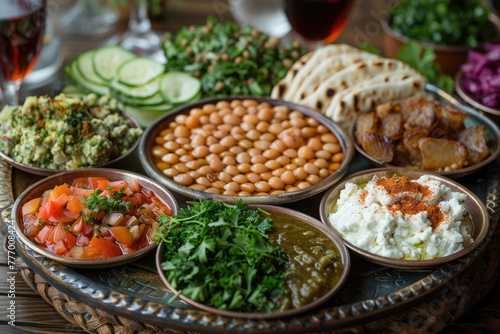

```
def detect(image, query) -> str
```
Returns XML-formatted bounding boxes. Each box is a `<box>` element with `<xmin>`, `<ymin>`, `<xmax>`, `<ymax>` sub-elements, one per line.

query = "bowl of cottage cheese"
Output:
<box><xmin>319</xmin><ymin>168</ymin><xmax>489</xmax><ymax>269</ymax></box>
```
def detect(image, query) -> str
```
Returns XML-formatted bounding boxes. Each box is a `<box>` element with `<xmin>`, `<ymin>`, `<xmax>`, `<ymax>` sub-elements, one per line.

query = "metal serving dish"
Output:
<box><xmin>0</xmin><ymin>112</ymin><xmax>142</xmax><ymax>176</ymax></box>
<box><xmin>13</xmin><ymin>168</ymin><xmax>178</xmax><ymax>269</ymax></box>
<box><xmin>139</xmin><ymin>96</ymin><xmax>354</xmax><ymax>205</ymax></box>
<box><xmin>352</xmin><ymin>84</ymin><xmax>500</xmax><ymax>179</ymax></box>
<box><xmin>319</xmin><ymin>167</ymin><xmax>489</xmax><ymax>270</ymax></box>
<box><xmin>156</xmin><ymin>204</ymin><xmax>351</xmax><ymax>319</ymax></box>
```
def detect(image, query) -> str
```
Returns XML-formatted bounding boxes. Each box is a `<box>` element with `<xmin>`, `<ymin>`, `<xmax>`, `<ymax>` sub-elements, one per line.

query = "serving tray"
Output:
<box><xmin>2</xmin><ymin>151</ymin><xmax>500</xmax><ymax>333</ymax></box>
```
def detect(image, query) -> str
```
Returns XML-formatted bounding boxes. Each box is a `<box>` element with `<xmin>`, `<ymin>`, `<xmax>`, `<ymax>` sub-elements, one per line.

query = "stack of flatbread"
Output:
<box><xmin>271</xmin><ymin>44</ymin><xmax>427</xmax><ymax>132</ymax></box>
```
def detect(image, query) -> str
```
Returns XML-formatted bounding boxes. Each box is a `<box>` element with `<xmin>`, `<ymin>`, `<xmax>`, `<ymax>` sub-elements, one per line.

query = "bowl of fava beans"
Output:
<box><xmin>139</xmin><ymin>96</ymin><xmax>354</xmax><ymax>204</ymax></box>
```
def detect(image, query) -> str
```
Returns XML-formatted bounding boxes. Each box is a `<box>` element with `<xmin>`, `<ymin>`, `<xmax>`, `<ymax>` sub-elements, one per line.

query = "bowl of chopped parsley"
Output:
<box><xmin>155</xmin><ymin>200</ymin><xmax>350</xmax><ymax>318</ymax></box>
<box><xmin>382</xmin><ymin>0</ymin><xmax>500</xmax><ymax>76</ymax></box>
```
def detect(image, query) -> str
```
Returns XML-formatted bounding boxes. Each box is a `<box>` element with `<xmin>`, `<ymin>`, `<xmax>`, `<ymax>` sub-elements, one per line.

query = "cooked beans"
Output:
<box><xmin>152</xmin><ymin>99</ymin><xmax>343</xmax><ymax>196</ymax></box>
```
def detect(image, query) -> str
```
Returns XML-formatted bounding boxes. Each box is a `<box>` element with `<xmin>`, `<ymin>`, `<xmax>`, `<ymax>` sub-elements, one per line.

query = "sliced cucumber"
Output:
<box><xmin>110</xmin><ymin>77</ymin><xmax>160</xmax><ymax>100</ymax></box>
<box><xmin>77</xmin><ymin>51</ymin><xmax>107</xmax><ymax>85</ymax></box>
<box><xmin>112</xmin><ymin>91</ymin><xmax>165</xmax><ymax>107</ymax></box>
<box><xmin>69</xmin><ymin>61</ymin><xmax>109</xmax><ymax>96</ymax></box>
<box><xmin>119</xmin><ymin>103</ymin><xmax>173</xmax><ymax>128</ymax></box>
<box><xmin>117</xmin><ymin>58</ymin><xmax>164</xmax><ymax>87</ymax></box>
<box><xmin>61</xmin><ymin>85</ymin><xmax>86</xmax><ymax>98</ymax></box>
<box><xmin>93</xmin><ymin>46</ymin><xmax>136</xmax><ymax>82</ymax></box>
<box><xmin>159</xmin><ymin>72</ymin><xmax>201</xmax><ymax>105</ymax></box>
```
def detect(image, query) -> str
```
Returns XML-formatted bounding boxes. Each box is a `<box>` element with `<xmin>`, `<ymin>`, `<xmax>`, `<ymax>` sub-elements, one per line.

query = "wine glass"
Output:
<box><xmin>0</xmin><ymin>0</ymin><xmax>46</xmax><ymax>108</ymax></box>
<box><xmin>282</xmin><ymin>0</ymin><xmax>355</xmax><ymax>46</ymax></box>
<box><xmin>106</xmin><ymin>0</ymin><xmax>165</xmax><ymax>63</ymax></box>
<box><xmin>57</xmin><ymin>0</ymin><xmax>118</xmax><ymax>35</ymax></box>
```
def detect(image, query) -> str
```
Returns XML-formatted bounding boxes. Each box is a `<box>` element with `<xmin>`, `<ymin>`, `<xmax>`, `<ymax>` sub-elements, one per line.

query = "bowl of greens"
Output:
<box><xmin>155</xmin><ymin>200</ymin><xmax>350</xmax><ymax>319</ymax></box>
<box><xmin>382</xmin><ymin>0</ymin><xmax>500</xmax><ymax>76</ymax></box>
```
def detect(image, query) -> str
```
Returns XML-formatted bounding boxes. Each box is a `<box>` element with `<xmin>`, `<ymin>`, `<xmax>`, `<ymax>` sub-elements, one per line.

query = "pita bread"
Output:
<box><xmin>271</xmin><ymin>52</ymin><xmax>313</xmax><ymax>100</ymax></box>
<box><xmin>300</xmin><ymin>58</ymin><xmax>417</xmax><ymax>111</ymax></box>
<box><xmin>282</xmin><ymin>44</ymin><xmax>358</xmax><ymax>101</ymax></box>
<box><xmin>325</xmin><ymin>75</ymin><xmax>427</xmax><ymax>131</ymax></box>
<box><xmin>271</xmin><ymin>44</ymin><xmax>357</xmax><ymax>100</ymax></box>
<box><xmin>291</xmin><ymin>52</ymin><xmax>379</xmax><ymax>103</ymax></box>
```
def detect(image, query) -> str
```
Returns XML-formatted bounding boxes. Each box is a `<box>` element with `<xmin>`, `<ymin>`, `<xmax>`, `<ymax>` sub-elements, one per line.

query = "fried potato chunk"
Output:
<box><xmin>436</xmin><ymin>104</ymin><xmax>468</xmax><ymax>133</ymax></box>
<box><xmin>354</xmin><ymin>112</ymin><xmax>379</xmax><ymax>145</ymax></box>
<box><xmin>418</xmin><ymin>138</ymin><xmax>467</xmax><ymax>171</ymax></box>
<box><xmin>361</xmin><ymin>133</ymin><xmax>394</xmax><ymax>163</ymax></box>
<box><xmin>378</xmin><ymin>112</ymin><xmax>403</xmax><ymax>141</ymax></box>
<box><xmin>458</xmin><ymin>126</ymin><xmax>489</xmax><ymax>165</ymax></box>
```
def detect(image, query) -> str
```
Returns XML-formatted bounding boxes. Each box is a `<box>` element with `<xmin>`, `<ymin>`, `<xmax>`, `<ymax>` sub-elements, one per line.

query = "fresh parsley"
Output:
<box><xmin>156</xmin><ymin>200</ymin><xmax>288</xmax><ymax>313</ymax></box>
<box><xmin>81</xmin><ymin>188</ymin><xmax>131</xmax><ymax>223</ymax></box>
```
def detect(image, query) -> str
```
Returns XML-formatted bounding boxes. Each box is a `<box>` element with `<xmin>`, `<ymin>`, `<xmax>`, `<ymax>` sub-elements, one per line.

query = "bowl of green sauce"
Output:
<box><xmin>155</xmin><ymin>201</ymin><xmax>350</xmax><ymax>319</ymax></box>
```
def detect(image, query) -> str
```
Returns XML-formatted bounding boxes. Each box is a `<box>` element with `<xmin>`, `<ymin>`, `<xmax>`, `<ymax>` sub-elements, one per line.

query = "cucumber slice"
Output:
<box><xmin>112</xmin><ymin>91</ymin><xmax>165</xmax><ymax>107</ymax></box>
<box><xmin>110</xmin><ymin>77</ymin><xmax>160</xmax><ymax>100</ymax></box>
<box><xmin>77</xmin><ymin>51</ymin><xmax>107</xmax><ymax>85</ymax></box>
<box><xmin>69</xmin><ymin>61</ymin><xmax>109</xmax><ymax>96</ymax></box>
<box><xmin>119</xmin><ymin>103</ymin><xmax>173</xmax><ymax>128</ymax></box>
<box><xmin>93</xmin><ymin>46</ymin><xmax>136</xmax><ymax>82</ymax></box>
<box><xmin>61</xmin><ymin>85</ymin><xmax>86</xmax><ymax>98</ymax></box>
<box><xmin>159</xmin><ymin>72</ymin><xmax>201</xmax><ymax>105</ymax></box>
<box><xmin>117</xmin><ymin>58</ymin><xmax>164</xmax><ymax>87</ymax></box>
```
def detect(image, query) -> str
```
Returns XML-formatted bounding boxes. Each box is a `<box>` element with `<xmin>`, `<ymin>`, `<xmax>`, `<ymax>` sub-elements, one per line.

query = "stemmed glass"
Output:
<box><xmin>106</xmin><ymin>0</ymin><xmax>165</xmax><ymax>63</ymax></box>
<box><xmin>282</xmin><ymin>0</ymin><xmax>355</xmax><ymax>45</ymax></box>
<box><xmin>57</xmin><ymin>0</ymin><xmax>118</xmax><ymax>35</ymax></box>
<box><xmin>0</xmin><ymin>0</ymin><xmax>46</xmax><ymax>107</ymax></box>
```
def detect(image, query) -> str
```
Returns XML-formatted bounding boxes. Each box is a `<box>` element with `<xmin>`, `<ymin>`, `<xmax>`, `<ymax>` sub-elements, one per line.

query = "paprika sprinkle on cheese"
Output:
<box><xmin>387</xmin><ymin>196</ymin><xmax>444</xmax><ymax>230</ymax></box>
<box><xmin>376</xmin><ymin>176</ymin><xmax>431</xmax><ymax>198</ymax></box>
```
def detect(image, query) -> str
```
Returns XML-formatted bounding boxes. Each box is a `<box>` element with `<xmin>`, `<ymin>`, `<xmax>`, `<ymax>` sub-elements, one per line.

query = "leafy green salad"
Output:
<box><xmin>156</xmin><ymin>200</ymin><xmax>288</xmax><ymax>313</ymax></box>
<box><xmin>0</xmin><ymin>94</ymin><xmax>142</xmax><ymax>170</ymax></box>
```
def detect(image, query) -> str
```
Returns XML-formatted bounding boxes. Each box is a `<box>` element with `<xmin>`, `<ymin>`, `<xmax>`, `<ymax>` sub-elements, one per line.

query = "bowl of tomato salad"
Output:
<box><xmin>13</xmin><ymin>168</ymin><xmax>178</xmax><ymax>268</ymax></box>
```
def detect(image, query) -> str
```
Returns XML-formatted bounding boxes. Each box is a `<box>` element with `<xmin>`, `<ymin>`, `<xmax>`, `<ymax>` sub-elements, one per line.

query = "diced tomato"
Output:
<box><xmin>22</xmin><ymin>197</ymin><xmax>42</xmax><ymax>216</ymax></box>
<box><xmin>51</xmin><ymin>223</ymin><xmax>65</xmax><ymax>243</ymax></box>
<box><xmin>83</xmin><ymin>246</ymin><xmax>106</xmax><ymax>259</ymax></box>
<box><xmin>53</xmin><ymin>193</ymin><xmax>70</xmax><ymax>208</ymax></box>
<box><xmin>102</xmin><ymin>213</ymin><xmax>125</xmax><ymax>227</ymax></box>
<box><xmin>48</xmin><ymin>209</ymin><xmax>78</xmax><ymax>224</ymax></box>
<box><xmin>36</xmin><ymin>226</ymin><xmax>54</xmax><ymax>244</ymax></box>
<box><xmin>51</xmin><ymin>240</ymin><xmax>69</xmax><ymax>255</ymax></box>
<box><xmin>44</xmin><ymin>201</ymin><xmax>58</xmax><ymax>218</ymax></box>
<box><xmin>96</xmin><ymin>179</ymin><xmax>109</xmax><ymax>192</ymax></box>
<box><xmin>70</xmin><ymin>187</ymin><xmax>91</xmax><ymax>198</ymax></box>
<box><xmin>82</xmin><ymin>208</ymin><xmax>105</xmax><ymax>222</ymax></box>
<box><xmin>66</xmin><ymin>196</ymin><xmax>84</xmax><ymax>215</ymax></box>
<box><xmin>106</xmin><ymin>181</ymin><xmax>128</xmax><ymax>193</ymax></box>
<box><xmin>70</xmin><ymin>216</ymin><xmax>84</xmax><ymax>234</ymax></box>
<box><xmin>128</xmin><ymin>180</ymin><xmax>142</xmax><ymax>193</ymax></box>
<box><xmin>48</xmin><ymin>184</ymin><xmax>72</xmax><ymax>203</ymax></box>
<box><xmin>109</xmin><ymin>226</ymin><xmax>134</xmax><ymax>246</ymax></box>
<box><xmin>88</xmin><ymin>177</ymin><xmax>107</xmax><ymax>191</ymax></box>
<box><xmin>38</xmin><ymin>205</ymin><xmax>48</xmax><ymax>220</ymax></box>
<box><xmin>69</xmin><ymin>245</ymin><xmax>84</xmax><ymax>258</ymax></box>
<box><xmin>124</xmin><ymin>215</ymin><xmax>139</xmax><ymax>226</ymax></box>
<box><xmin>142</xmin><ymin>188</ymin><xmax>153</xmax><ymax>198</ymax></box>
<box><xmin>83</xmin><ymin>223</ymin><xmax>95</xmax><ymax>236</ymax></box>
<box><xmin>25</xmin><ymin>224</ymin><xmax>42</xmax><ymax>239</ymax></box>
<box><xmin>72</xmin><ymin>177</ymin><xmax>89</xmax><ymax>188</ymax></box>
<box><xmin>76</xmin><ymin>234</ymin><xmax>91</xmax><ymax>247</ymax></box>
<box><xmin>139</xmin><ymin>193</ymin><xmax>152</xmax><ymax>204</ymax></box>
<box><xmin>89</xmin><ymin>236</ymin><xmax>122</xmax><ymax>258</ymax></box>
<box><xmin>100</xmin><ymin>226</ymin><xmax>111</xmax><ymax>237</ymax></box>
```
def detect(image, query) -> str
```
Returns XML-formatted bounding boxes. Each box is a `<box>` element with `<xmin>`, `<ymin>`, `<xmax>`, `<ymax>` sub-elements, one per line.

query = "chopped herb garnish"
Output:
<box><xmin>81</xmin><ymin>187</ymin><xmax>131</xmax><ymax>223</ymax></box>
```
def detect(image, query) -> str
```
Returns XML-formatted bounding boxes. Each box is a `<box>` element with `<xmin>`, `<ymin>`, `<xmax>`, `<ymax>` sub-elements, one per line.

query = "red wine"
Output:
<box><xmin>283</xmin><ymin>0</ymin><xmax>354</xmax><ymax>43</ymax></box>
<box><xmin>0</xmin><ymin>0</ymin><xmax>45</xmax><ymax>83</ymax></box>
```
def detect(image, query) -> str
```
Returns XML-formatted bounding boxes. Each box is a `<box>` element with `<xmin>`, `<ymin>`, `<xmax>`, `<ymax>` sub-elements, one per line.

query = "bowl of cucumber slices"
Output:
<box><xmin>63</xmin><ymin>46</ymin><xmax>202</xmax><ymax>128</ymax></box>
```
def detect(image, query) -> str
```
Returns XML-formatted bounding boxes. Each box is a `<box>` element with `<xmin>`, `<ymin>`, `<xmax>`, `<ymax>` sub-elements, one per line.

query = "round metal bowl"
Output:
<box><xmin>319</xmin><ymin>167</ymin><xmax>489</xmax><ymax>270</ymax></box>
<box><xmin>455</xmin><ymin>70</ymin><xmax>500</xmax><ymax>117</ymax></box>
<box><xmin>0</xmin><ymin>112</ymin><xmax>142</xmax><ymax>176</ymax></box>
<box><xmin>13</xmin><ymin>168</ymin><xmax>178</xmax><ymax>269</ymax></box>
<box><xmin>155</xmin><ymin>204</ymin><xmax>351</xmax><ymax>319</ymax></box>
<box><xmin>139</xmin><ymin>96</ymin><xmax>354</xmax><ymax>205</ymax></box>
<box><xmin>352</xmin><ymin>94</ymin><xmax>500</xmax><ymax>179</ymax></box>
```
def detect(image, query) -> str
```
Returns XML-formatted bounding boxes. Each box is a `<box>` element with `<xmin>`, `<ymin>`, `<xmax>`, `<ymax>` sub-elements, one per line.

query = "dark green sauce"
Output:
<box><xmin>267</xmin><ymin>212</ymin><xmax>344</xmax><ymax>311</ymax></box>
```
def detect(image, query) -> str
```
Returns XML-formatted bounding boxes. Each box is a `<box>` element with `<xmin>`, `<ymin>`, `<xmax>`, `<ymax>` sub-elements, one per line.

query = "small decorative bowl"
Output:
<box><xmin>319</xmin><ymin>167</ymin><xmax>489</xmax><ymax>270</ymax></box>
<box><xmin>0</xmin><ymin>112</ymin><xmax>142</xmax><ymax>176</ymax></box>
<box><xmin>381</xmin><ymin>13</ymin><xmax>500</xmax><ymax>76</ymax></box>
<box><xmin>139</xmin><ymin>96</ymin><xmax>354</xmax><ymax>205</ymax></box>
<box><xmin>13</xmin><ymin>168</ymin><xmax>178</xmax><ymax>269</ymax></box>
<box><xmin>352</xmin><ymin>85</ymin><xmax>500</xmax><ymax>179</ymax></box>
<box><xmin>155</xmin><ymin>204</ymin><xmax>351</xmax><ymax>319</ymax></box>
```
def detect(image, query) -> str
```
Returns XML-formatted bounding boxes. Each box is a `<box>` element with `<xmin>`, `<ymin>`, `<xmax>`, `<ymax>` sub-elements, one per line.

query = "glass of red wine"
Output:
<box><xmin>0</xmin><ymin>0</ymin><xmax>46</xmax><ymax>108</ymax></box>
<box><xmin>282</xmin><ymin>0</ymin><xmax>355</xmax><ymax>45</ymax></box>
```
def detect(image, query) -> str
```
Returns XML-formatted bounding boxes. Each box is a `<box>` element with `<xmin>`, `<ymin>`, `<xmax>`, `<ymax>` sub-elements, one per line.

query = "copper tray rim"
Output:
<box><xmin>319</xmin><ymin>167</ymin><xmax>490</xmax><ymax>270</ymax></box>
<box><xmin>138</xmin><ymin>95</ymin><xmax>355</xmax><ymax>205</ymax></box>
<box><xmin>155</xmin><ymin>204</ymin><xmax>351</xmax><ymax>320</ymax></box>
<box><xmin>12</xmin><ymin>168</ymin><xmax>179</xmax><ymax>269</ymax></box>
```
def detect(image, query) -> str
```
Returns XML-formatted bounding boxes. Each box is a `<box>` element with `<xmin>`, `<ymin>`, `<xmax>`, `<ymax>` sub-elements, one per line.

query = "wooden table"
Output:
<box><xmin>2</xmin><ymin>0</ymin><xmax>500</xmax><ymax>333</ymax></box>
